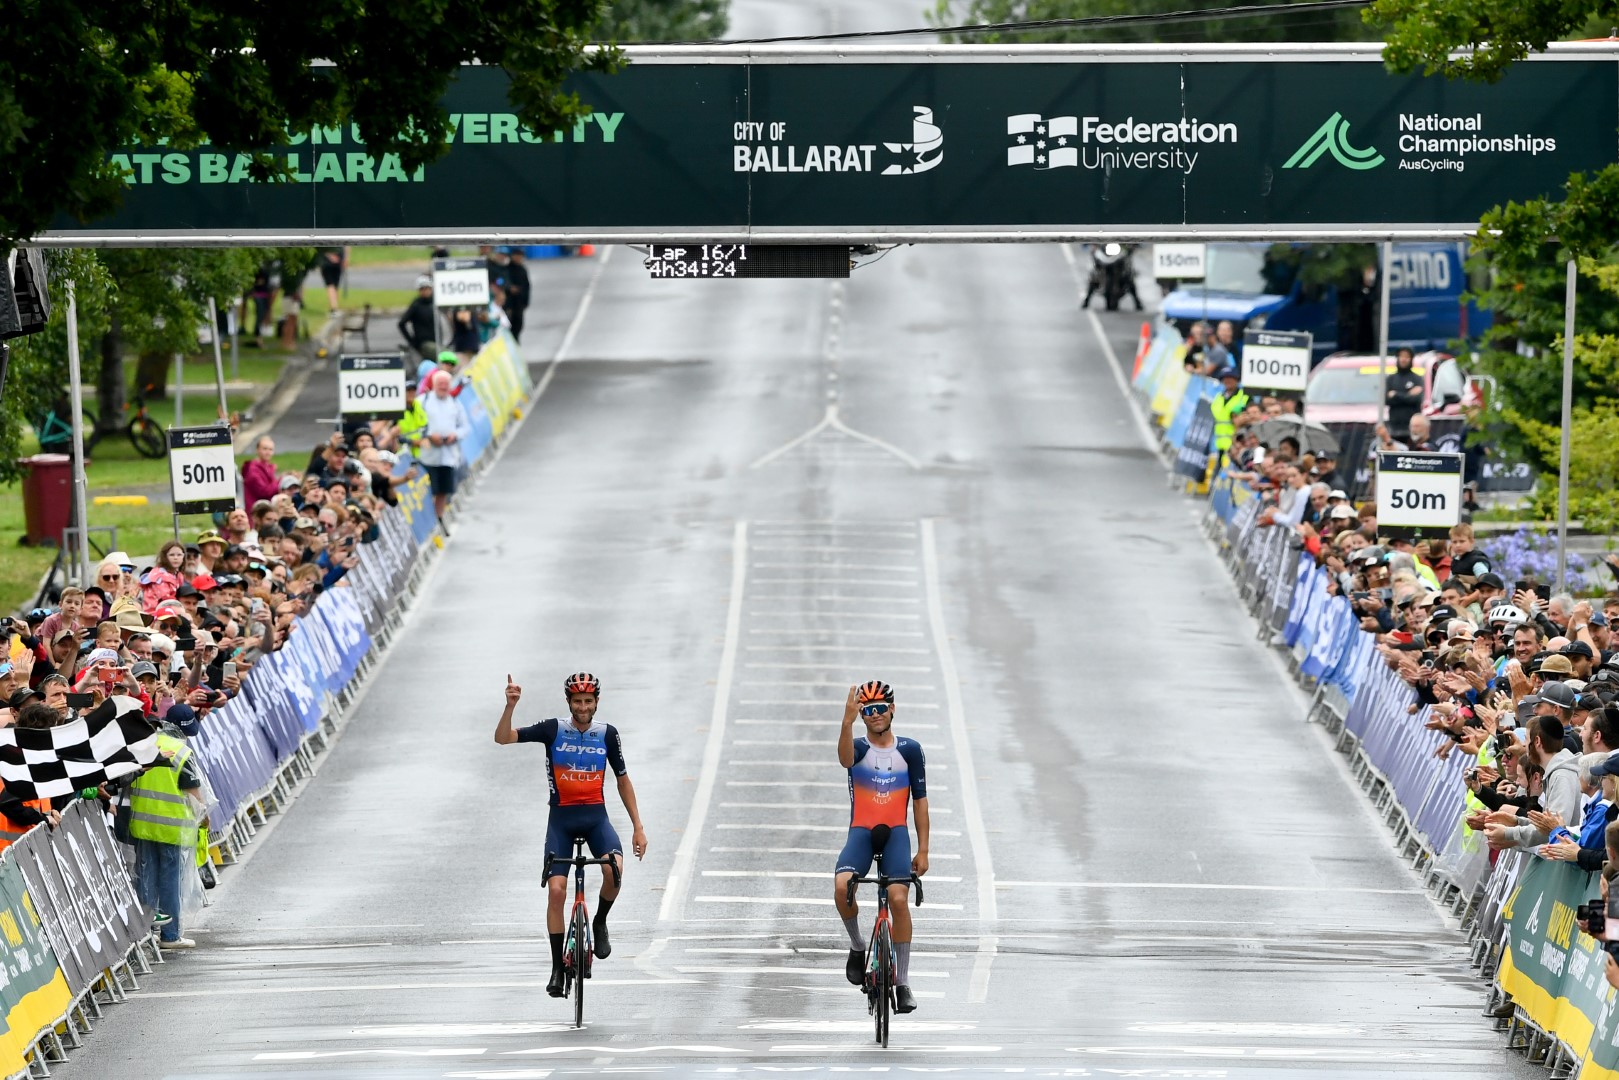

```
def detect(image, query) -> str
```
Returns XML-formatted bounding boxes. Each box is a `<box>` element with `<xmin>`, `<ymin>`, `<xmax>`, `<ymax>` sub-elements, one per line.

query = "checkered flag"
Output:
<box><xmin>0</xmin><ymin>696</ymin><xmax>161</xmax><ymax>801</ymax></box>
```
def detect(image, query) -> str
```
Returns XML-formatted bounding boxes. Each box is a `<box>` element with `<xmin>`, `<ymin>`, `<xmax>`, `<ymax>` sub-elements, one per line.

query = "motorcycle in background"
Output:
<box><xmin>1083</xmin><ymin>243</ymin><xmax>1143</xmax><ymax>312</ymax></box>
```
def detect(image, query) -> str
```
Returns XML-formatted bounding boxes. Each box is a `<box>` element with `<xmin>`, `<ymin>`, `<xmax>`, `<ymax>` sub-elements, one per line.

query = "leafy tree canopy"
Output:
<box><xmin>596</xmin><ymin>0</ymin><xmax>729</xmax><ymax>41</ymax></box>
<box><xmin>2</xmin><ymin>0</ymin><xmax>623</xmax><ymax>243</ymax></box>
<box><xmin>1369</xmin><ymin>0</ymin><xmax>1619</xmax><ymax>81</ymax></box>
<box><xmin>929</xmin><ymin>0</ymin><xmax>1378</xmax><ymax>43</ymax></box>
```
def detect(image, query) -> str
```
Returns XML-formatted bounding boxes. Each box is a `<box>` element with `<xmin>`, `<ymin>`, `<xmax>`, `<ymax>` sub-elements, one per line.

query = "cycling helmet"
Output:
<box><xmin>855</xmin><ymin>680</ymin><xmax>894</xmax><ymax>704</ymax></box>
<box><xmin>1488</xmin><ymin>604</ymin><xmax>1529</xmax><ymax>627</ymax></box>
<box><xmin>563</xmin><ymin>672</ymin><xmax>601</xmax><ymax>696</ymax></box>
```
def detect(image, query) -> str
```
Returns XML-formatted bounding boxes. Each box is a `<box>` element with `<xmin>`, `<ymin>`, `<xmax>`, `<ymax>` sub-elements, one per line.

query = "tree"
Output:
<box><xmin>929</xmin><ymin>0</ymin><xmax>1377</xmax><ymax>43</ymax></box>
<box><xmin>1</xmin><ymin>0</ymin><xmax>621</xmax><ymax>244</ymax></box>
<box><xmin>1369</xmin><ymin>0</ymin><xmax>1618</xmax><ymax>80</ymax></box>
<box><xmin>595</xmin><ymin>0</ymin><xmax>729</xmax><ymax>41</ymax></box>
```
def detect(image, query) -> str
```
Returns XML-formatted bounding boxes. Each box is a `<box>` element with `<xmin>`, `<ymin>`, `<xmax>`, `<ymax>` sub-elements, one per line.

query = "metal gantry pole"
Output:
<box><xmin>174</xmin><ymin>352</ymin><xmax>184</xmax><ymax>426</ymax></box>
<box><xmin>1376</xmin><ymin>240</ymin><xmax>1393</xmax><ymax>432</ymax></box>
<box><xmin>64</xmin><ymin>281</ymin><xmax>92</xmax><ymax>587</ymax></box>
<box><xmin>1557</xmin><ymin>257</ymin><xmax>1577</xmax><ymax>591</ymax></box>
<box><xmin>207</xmin><ymin>296</ymin><xmax>229</xmax><ymax>422</ymax></box>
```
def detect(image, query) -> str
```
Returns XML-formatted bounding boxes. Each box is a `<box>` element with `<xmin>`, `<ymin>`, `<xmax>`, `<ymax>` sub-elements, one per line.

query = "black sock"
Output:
<box><xmin>549</xmin><ymin>932</ymin><xmax>564</xmax><ymax>968</ymax></box>
<box><xmin>595</xmin><ymin>896</ymin><xmax>615</xmax><ymax>923</ymax></box>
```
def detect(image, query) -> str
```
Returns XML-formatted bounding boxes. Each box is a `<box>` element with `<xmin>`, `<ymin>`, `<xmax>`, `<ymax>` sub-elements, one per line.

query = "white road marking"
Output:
<box><xmin>738</xmin><ymin>1020</ymin><xmax>976</xmax><ymax>1032</ymax></box>
<box><xmin>766</xmin><ymin>1043</ymin><xmax>996</xmax><ymax>1053</ymax></box>
<box><xmin>747</xmin><ymin>593</ymin><xmax>921</xmax><ymax>603</ymax></box>
<box><xmin>659</xmin><ymin>520</ymin><xmax>747</xmax><ymax>923</ymax></box>
<box><xmin>744</xmin><ymin>663</ymin><xmax>934</xmax><ymax>672</ymax></box>
<box><xmin>749</xmin><ymin>404</ymin><xmax>923</xmax><ymax>471</ymax></box>
<box><xmin>747</xmin><ymin>612</ymin><xmax>922</xmax><ymax>620</ymax></box>
<box><xmin>745</xmin><ymin>646</ymin><xmax>932</xmax><ymax>654</ymax></box>
<box><xmin>725</xmin><ymin>780</ymin><xmax>844</xmax><ymax>787</ymax></box>
<box><xmin>920</xmin><ymin>517</ymin><xmax>997</xmax><ymax>1006</ymax></box>
<box><xmin>716</xmin><ymin>824</ymin><xmax>962</xmax><ymax>836</ymax></box>
<box><xmin>143</xmin><ymin>978</ymin><xmax>696</xmax><ymax>1000</ymax></box>
<box><xmin>751</xmin><ymin>546</ymin><xmax>918</xmax><ymax>556</ymax></box>
<box><xmin>1061</xmin><ymin>242</ymin><xmax>1160</xmax><ymax>455</ymax></box>
<box><xmin>675</xmin><ymin>966</ymin><xmax>949</xmax><ymax>978</ymax></box>
<box><xmin>695</xmin><ymin>896</ymin><xmax>965</xmax><ymax>910</ymax></box>
<box><xmin>738</xmin><ymin>699</ymin><xmax>939</xmax><ymax>708</ymax></box>
<box><xmin>742</xmin><ymin>681</ymin><xmax>932</xmax><ymax>688</ymax></box>
<box><xmin>720</xmin><ymin>801</ymin><xmax>843</xmax><ymax>810</ymax></box>
<box><xmin>701</xmin><ymin>870</ymin><xmax>963</xmax><ymax>882</ymax></box>
<box><xmin>750</xmin><ymin>561</ymin><xmax>917</xmax><ymax>571</ymax></box>
<box><xmin>729</xmin><ymin>761</ymin><xmax>949</xmax><ymax>771</ymax></box>
<box><xmin>534</xmin><ymin>246</ymin><xmax>616</xmax><ymax>402</ymax></box>
<box><xmin>734</xmin><ymin>720</ymin><xmax>941</xmax><ymax>730</ymax></box>
<box><xmin>216</xmin><ymin>941</ymin><xmax>392</xmax><ymax>952</ymax></box>
<box><xmin>748</xmin><ymin>579</ymin><xmax>920</xmax><ymax>587</ymax></box>
<box><xmin>706</xmin><ymin>846</ymin><xmax>960</xmax><ymax>859</ymax></box>
<box><xmin>794</xmin><ymin>947</ymin><xmax>961</xmax><ymax>957</ymax></box>
<box><xmin>994</xmin><ymin>880</ymin><xmax>1424</xmax><ymax>894</ymax></box>
<box><xmin>748</xmin><ymin>629</ymin><xmax>925</xmax><ymax>637</ymax></box>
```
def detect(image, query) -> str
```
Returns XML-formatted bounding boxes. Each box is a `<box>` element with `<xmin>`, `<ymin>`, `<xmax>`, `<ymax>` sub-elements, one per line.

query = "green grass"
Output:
<box><xmin>301</xmin><ymin>286</ymin><xmax>415</xmax><ymax>320</ymax></box>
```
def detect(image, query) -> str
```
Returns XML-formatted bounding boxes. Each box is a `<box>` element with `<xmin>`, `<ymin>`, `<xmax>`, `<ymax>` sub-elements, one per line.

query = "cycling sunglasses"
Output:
<box><xmin>859</xmin><ymin>703</ymin><xmax>892</xmax><ymax>717</ymax></box>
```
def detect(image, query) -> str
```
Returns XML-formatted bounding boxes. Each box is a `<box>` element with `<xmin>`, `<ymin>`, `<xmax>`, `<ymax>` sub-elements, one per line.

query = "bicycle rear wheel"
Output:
<box><xmin>128</xmin><ymin>416</ymin><xmax>167</xmax><ymax>459</ymax></box>
<box><xmin>873</xmin><ymin>926</ymin><xmax>891</xmax><ymax>1047</ymax></box>
<box><xmin>572</xmin><ymin>908</ymin><xmax>588</xmax><ymax>1028</ymax></box>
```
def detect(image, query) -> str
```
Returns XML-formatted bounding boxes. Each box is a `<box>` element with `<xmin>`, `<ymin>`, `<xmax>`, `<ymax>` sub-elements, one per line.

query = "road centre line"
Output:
<box><xmin>660</xmin><ymin>521</ymin><xmax>747</xmax><ymax>923</ymax></box>
<box><xmin>702</xmin><ymin>870</ymin><xmax>964</xmax><ymax>883</ymax></box>
<box><xmin>751</xmin><ymin>546</ymin><xmax>918</xmax><ymax>555</ymax></box>
<box><xmin>749</xmin><ymin>595</ymin><xmax>921</xmax><ymax>604</ymax></box>
<box><xmin>921</xmin><ymin>518</ymin><xmax>998</xmax><ymax>1006</ymax></box>
<box><xmin>694</xmin><ymin>898</ymin><xmax>966</xmax><ymax>911</ymax></box>
<box><xmin>994</xmin><ymin>881</ymin><xmax>1423</xmax><ymax>894</ymax></box>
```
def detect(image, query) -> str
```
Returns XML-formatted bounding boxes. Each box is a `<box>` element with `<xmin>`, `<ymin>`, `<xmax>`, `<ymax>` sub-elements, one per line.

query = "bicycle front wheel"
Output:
<box><xmin>128</xmin><ymin>416</ymin><xmax>167</xmax><ymax>459</ymax></box>
<box><xmin>572</xmin><ymin>909</ymin><xmax>588</xmax><ymax>1028</ymax></box>
<box><xmin>873</xmin><ymin>926</ymin><xmax>891</xmax><ymax>1047</ymax></box>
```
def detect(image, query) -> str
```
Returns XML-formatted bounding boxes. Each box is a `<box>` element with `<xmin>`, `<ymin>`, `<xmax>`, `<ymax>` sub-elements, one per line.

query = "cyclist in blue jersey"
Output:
<box><xmin>496</xmin><ymin>672</ymin><xmax>648</xmax><ymax>998</ymax></box>
<box><xmin>834</xmin><ymin>680</ymin><xmax>929</xmax><ymax>1015</ymax></box>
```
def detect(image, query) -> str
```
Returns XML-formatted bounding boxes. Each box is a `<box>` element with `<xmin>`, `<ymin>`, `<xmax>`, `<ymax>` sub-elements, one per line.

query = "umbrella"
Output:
<box><xmin>1250</xmin><ymin>416</ymin><xmax>1341</xmax><ymax>457</ymax></box>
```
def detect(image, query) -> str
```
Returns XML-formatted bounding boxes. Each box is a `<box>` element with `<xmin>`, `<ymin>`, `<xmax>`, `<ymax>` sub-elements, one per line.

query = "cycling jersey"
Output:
<box><xmin>517</xmin><ymin>718</ymin><xmax>627</xmax><ymax>807</ymax></box>
<box><xmin>846</xmin><ymin>736</ymin><xmax>927</xmax><ymax>829</ymax></box>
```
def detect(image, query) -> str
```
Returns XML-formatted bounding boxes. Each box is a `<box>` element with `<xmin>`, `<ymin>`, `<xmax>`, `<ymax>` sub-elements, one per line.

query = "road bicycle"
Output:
<box><xmin>37</xmin><ymin>387</ymin><xmax>167</xmax><ymax>460</ymax></box>
<box><xmin>555</xmin><ymin>838</ymin><xmax>621</xmax><ymax>1028</ymax></box>
<box><xmin>842</xmin><ymin>823</ymin><xmax>925</xmax><ymax>1048</ymax></box>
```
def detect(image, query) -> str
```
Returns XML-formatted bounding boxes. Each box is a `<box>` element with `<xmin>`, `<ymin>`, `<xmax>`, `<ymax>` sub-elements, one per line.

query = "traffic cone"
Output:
<box><xmin>579</xmin><ymin>244</ymin><xmax>597</xmax><ymax>257</ymax></box>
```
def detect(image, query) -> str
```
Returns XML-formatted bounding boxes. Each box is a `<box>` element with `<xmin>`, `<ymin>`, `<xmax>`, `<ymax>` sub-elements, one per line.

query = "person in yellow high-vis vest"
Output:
<box><xmin>1209</xmin><ymin>368</ymin><xmax>1251</xmax><ymax>461</ymax></box>
<box><xmin>129</xmin><ymin>721</ymin><xmax>204</xmax><ymax>950</ymax></box>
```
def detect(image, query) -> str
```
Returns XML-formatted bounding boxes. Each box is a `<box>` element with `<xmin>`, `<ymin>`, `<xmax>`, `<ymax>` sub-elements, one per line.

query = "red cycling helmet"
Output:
<box><xmin>855</xmin><ymin>680</ymin><xmax>894</xmax><ymax>704</ymax></box>
<box><xmin>563</xmin><ymin>672</ymin><xmax>601</xmax><ymax>696</ymax></box>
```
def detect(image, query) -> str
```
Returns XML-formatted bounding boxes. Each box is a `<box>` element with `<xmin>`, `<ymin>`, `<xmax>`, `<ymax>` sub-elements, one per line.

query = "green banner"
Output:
<box><xmin>0</xmin><ymin>857</ymin><xmax>71</xmax><ymax>1075</ymax></box>
<box><xmin>1500</xmin><ymin>858</ymin><xmax>1610</xmax><ymax>1059</ymax></box>
<box><xmin>43</xmin><ymin>47</ymin><xmax>1619</xmax><ymax>243</ymax></box>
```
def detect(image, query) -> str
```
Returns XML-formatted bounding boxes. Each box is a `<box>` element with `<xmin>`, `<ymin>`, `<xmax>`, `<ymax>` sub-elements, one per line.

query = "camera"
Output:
<box><xmin>1580</xmin><ymin>899</ymin><xmax>1606</xmax><ymax>937</ymax></box>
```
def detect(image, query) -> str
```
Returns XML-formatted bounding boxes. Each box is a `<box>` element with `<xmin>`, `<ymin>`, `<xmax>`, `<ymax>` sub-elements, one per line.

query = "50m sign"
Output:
<box><xmin>168</xmin><ymin>426</ymin><xmax>237</xmax><ymax>515</ymax></box>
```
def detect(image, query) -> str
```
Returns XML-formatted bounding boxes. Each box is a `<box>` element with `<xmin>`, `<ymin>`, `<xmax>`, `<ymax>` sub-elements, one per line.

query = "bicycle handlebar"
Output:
<box><xmin>557</xmin><ymin>849</ymin><xmax>623</xmax><ymax>889</ymax></box>
<box><xmin>844</xmin><ymin>873</ymin><xmax>925</xmax><ymax>909</ymax></box>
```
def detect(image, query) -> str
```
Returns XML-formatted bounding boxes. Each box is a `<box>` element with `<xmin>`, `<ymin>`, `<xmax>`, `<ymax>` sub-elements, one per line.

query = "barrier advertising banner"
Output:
<box><xmin>1497</xmin><ymin>858</ymin><xmax>1608</xmax><ymax>1059</ymax></box>
<box><xmin>43</xmin><ymin>47</ymin><xmax>1619</xmax><ymax>243</ymax></box>
<box><xmin>0</xmin><ymin>858</ymin><xmax>71</xmax><ymax>1077</ymax></box>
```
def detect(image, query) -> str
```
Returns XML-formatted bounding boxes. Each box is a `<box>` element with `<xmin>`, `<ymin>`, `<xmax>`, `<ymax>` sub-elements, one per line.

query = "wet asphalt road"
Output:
<box><xmin>58</xmin><ymin>242</ymin><xmax>1542</xmax><ymax>1080</ymax></box>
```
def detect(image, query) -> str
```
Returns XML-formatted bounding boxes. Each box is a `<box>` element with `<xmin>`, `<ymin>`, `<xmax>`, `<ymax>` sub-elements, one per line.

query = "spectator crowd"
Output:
<box><xmin>0</xmin><ymin>345</ymin><xmax>475</xmax><ymax>950</ymax></box>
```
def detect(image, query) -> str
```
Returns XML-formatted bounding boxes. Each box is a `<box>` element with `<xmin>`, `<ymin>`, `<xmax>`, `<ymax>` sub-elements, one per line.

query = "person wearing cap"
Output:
<box><xmin>419</xmin><ymin>369</ymin><xmax>472</xmax><ymax>526</ymax></box>
<box><xmin>1564</xmin><ymin>641</ymin><xmax>1597</xmax><ymax>681</ymax></box>
<box><xmin>399</xmin><ymin>275</ymin><xmax>438</xmax><ymax>358</ymax></box>
<box><xmin>1530</xmin><ymin>677</ymin><xmax>1584</xmax><ymax>754</ymax></box>
<box><xmin>1487</xmin><ymin>714</ymin><xmax>1581</xmax><ymax>851</ymax></box>
<box><xmin>196</xmin><ymin>531</ymin><xmax>227</xmax><ymax>574</ymax></box>
<box><xmin>1209</xmin><ymin>367</ymin><xmax>1250</xmax><ymax>462</ymax></box>
<box><xmin>129</xmin><ymin>701</ymin><xmax>206</xmax><ymax>950</ymax></box>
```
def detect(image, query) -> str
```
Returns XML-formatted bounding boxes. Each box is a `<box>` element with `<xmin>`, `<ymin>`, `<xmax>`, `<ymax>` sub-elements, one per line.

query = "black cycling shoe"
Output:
<box><xmin>593</xmin><ymin>916</ymin><xmax>611</xmax><ymax>960</ymax></box>
<box><xmin>894</xmin><ymin>985</ymin><xmax>918</xmax><ymax>1014</ymax></box>
<box><xmin>845</xmin><ymin>948</ymin><xmax>864</xmax><ymax>986</ymax></box>
<box><xmin>546</xmin><ymin>966</ymin><xmax>566</xmax><ymax>998</ymax></box>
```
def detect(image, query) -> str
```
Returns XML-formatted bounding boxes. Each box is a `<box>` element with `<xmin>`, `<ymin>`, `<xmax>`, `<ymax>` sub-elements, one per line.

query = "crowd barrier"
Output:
<box><xmin>0</xmin><ymin>329</ymin><xmax>535</xmax><ymax>1078</ymax></box>
<box><xmin>1129</xmin><ymin>322</ymin><xmax>1607</xmax><ymax>1079</ymax></box>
